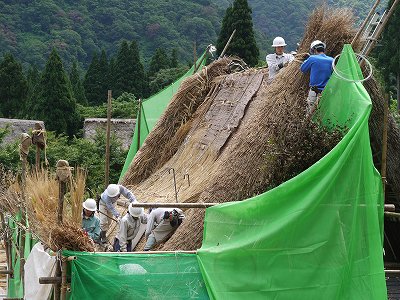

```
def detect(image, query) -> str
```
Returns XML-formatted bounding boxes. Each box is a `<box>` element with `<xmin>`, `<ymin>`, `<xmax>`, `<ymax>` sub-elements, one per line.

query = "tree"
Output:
<box><xmin>69</xmin><ymin>61</ymin><xmax>88</xmax><ymax>105</ymax></box>
<box><xmin>216</xmin><ymin>0</ymin><xmax>260</xmax><ymax>66</ymax></box>
<box><xmin>30</xmin><ymin>48</ymin><xmax>80</xmax><ymax>136</ymax></box>
<box><xmin>376</xmin><ymin>0</ymin><xmax>400</xmax><ymax>110</ymax></box>
<box><xmin>148</xmin><ymin>48</ymin><xmax>171</xmax><ymax>77</ymax></box>
<box><xmin>26</xmin><ymin>64</ymin><xmax>40</xmax><ymax>102</ymax></box>
<box><xmin>0</xmin><ymin>53</ymin><xmax>28</xmax><ymax>118</ymax></box>
<box><xmin>113</xmin><ymin>40</ymin><xmax>146</xmax><ymax>98</ymax></box>
<box><xmin>83</xmin><ymin>52</ymin><xmax>109</xmax><ymax>105</ymax></box>
<box><xmin>170</xmin><ymin>48</ymin><xmax>178</xmax><ymax>68</ymax></box>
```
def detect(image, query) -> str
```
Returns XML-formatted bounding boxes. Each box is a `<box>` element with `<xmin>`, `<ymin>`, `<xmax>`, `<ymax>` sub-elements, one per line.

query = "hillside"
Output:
<box><xmin>0</xmin><ymin>0</ymin><xmax>389</xmax><ymax>69</ymax></box>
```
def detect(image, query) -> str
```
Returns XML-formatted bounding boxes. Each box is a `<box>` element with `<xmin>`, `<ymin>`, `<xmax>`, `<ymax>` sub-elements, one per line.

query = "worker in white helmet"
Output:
<box><xmin>113</xmin><ymin>204</ymin><xmax>148</xmax><ymax>252</ymax></box>
<box><xmin>82</xmin><ymin>198</ymin><xmax>101</xmax><ymax>244</ymax></box>
<box><xmin>99</xmin><ymin>184</ymin><xmax>138</xmax><ymax>243</ymax></box>
<box><xmin>144</xmin><ymin>207</ymin><xmax>185</xmax><ymax>251</ymax></box>
<box><xmin>300</xmin><ymin>40</ymin><xmax>334</xmax><ymax>115</ymax></box>
<box><xmin>266</xmin><ymin>37</ymin><xmax>294</xmax><ymax>81</ymax></box>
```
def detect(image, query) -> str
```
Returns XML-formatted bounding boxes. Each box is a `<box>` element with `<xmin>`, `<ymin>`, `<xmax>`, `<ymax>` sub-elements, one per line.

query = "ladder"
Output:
<box><xmin>359</xmin><ymin>10</ymin><xmax>387</xmax><ymax>57</ymax></box>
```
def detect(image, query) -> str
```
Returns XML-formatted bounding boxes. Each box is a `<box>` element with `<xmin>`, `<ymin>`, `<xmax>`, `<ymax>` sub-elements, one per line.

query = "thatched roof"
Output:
<box><xmin>120</xmin><ymin>7</ymin><xmax>400</xmax><ymax>251</ymax></box>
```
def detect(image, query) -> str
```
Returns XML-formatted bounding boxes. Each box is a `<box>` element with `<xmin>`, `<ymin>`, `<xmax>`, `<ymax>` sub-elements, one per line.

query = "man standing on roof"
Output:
<box><xmin>144</xmin><ymin>207</ymin><xmax>184</xmax><ymax>251</ymax></box>
<box><xmin>300</xmin><ymin>40</ymin><xmax>334</xmax><ymax>115</ymax></box>
<box><xmin>266</xmin><ymin>37</ymin><xmax>294</xmax><ymax>82</ymax></box>
<box><xmin>99</xmin><ymin>184</ymin><xmax>138</xmax><ymax>243</ymax></box>
<box><xmin>114</xmin><ymin>204</ymin><xmax>148</xmax><ymax>252</ymax></box>
<box><xmin>82</xmin><ymin>198</ymin><xmax>101</xmax><ymax>244</ymax></box>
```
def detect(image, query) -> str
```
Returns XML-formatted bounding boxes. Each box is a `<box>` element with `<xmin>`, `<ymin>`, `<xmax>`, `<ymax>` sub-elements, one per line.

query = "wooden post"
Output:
<box><xmin>0</xmin><ymin>212</ymin><xmax>13</xmax><ymax>278</ymax></box>
<box><xmin>35</xmin><ymin>146</ymin><xmax>40</xmax><ymax>174</ymax></box>
<box><xmin>136</xmin><ymin>98</ymin><xmax>142</xmax><ymax>151</ymax></box>
<box><xmin>219</xmin><ymin>29</ymin><xmax>236</xmax><ymax>59</ymax></box>
<box><xmin>105</xmin><ymin>90</ymin><xmax>112</xmax><ymax>187</ymax></box>
<box><xmin>381</xmin><ymin>94</ymin><xmax>389</xmax><ymax>199</ymax></box>
<box><xmin>19</xmin><ymin>157</ymin><xmax>27</xmax><ymax>293</ymax></box>
<box><xmin>351</xmin><ymin>0</ymin><xmax>381</xmax><ymax>46</ymax></box>
<box><xmin>60</xmin><ymin>258</ymin><xmax>68</xmax><ymax>300</ymax></box>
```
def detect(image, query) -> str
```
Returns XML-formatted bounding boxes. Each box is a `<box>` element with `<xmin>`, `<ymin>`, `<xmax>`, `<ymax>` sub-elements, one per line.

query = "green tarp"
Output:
<box><xmin>119</xmin><ymin>53</ymin><xmax>207</xmax><ymax>181</ymax></box>
<box><xmin>197</xmin><ymin>45</ymin><xmax>387</xmax><ymax>299</ymax></box>
<box><xmin>63</xmin><ymin>251</ymin><xmax>209</xmax><ymax>299</ymax></box>
<box><xmin>6</xmin><ymin>214</ymin><xmax>34</xmax><ymax>298</ymax></box>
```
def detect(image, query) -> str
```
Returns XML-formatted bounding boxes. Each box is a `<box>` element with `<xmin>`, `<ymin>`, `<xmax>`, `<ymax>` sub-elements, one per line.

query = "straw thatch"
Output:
<box><xmin>117</xmin><ymin>7</ymin><xmax>361</xmax><ymax>251</ymax></box>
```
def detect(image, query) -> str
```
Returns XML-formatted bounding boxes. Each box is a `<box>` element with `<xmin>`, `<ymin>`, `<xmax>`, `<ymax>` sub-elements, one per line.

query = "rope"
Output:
<box><xmin>332</xmin><ymin>53</ymin><xmax>373</xmax><ymax>83</ymax></box>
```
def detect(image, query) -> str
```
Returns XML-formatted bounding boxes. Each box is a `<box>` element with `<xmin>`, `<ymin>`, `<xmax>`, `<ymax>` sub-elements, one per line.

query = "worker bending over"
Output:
<box><xmin>144</xmin><ymin>208</ymin><xmax>185</xmax><ymax>251</ymax></box>
<box><xmin>99</xmin><ymin>184</ymin><xmax>138</xmax><ymax>243</ymax></box>
<box><xmin>266</xmin><ymin>37</ymin><xmax>294</xmax><ymax>81</ymax></box>
<box><xmin>300</xmin><ymin>40</ymin><xmax>334</xmax><ymax>115</ymax></box>
<box><xmin>114</xmin><ymin>203</ymin><xmax>147</xmax><ymax>252</ymax></box>
<box><xmin>82</xmin><ymin>198</ymin><xmax>101</xmax><ymax>244</ymax></box>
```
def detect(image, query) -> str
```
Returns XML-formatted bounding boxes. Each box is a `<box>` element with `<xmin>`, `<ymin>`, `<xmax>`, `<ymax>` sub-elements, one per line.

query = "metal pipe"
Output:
<box><xmin>136</xmin><ymin>98</ymin><xmax>142</xmax><ymax>151</ymax></box>
<box><xmin>94</xmin><ymin>250</ymin><xmax>197</xmax><ymax>254</ymax></box>
<box><xmin>60</xmin><ymin>259</ymin><xmax>67</xmax><ymax>300</ymax></box>
<box><xmin>381</xmin><ymin>94</ymin><xmax>389</xmax><ymax>199</ymax></box>
<box><xmin>385</xmin><ymin>204</ymin><xmax>395</xmax><ymax>211</ymax></box>
<box><xmin>0</xmin><ymin>270</ymin><xmax>13</xmax><ymax>275</ymax></box>
<box><xmin>168</xmin><ymin>168</ymin><xmax>178</xmax><ymax>203</ymax></box>
<box><xmin>384</xmin><ymin>212</ymin><xmax>400</xmax><ymax>218</ymax></box>
<box><xmin>117</xmin><ymin>201</ymin><xmax>218</xmax><ymax>209</ymax></box>
<box><xmin>385</xmin><ymin>269</ymin><xmax>400</xmax><ymax>274</ymax></box>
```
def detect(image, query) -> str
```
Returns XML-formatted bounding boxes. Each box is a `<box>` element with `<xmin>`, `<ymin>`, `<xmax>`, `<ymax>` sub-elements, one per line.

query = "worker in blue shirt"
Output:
<box><xmin>82</xmin><ymin>198</ymin><xmax>101</xmax><ymax>244</ymax></box>
<box><xmin>300</xmin><ymin>40</ymin><xmax>334</xmax><ymax>115</ymax></box>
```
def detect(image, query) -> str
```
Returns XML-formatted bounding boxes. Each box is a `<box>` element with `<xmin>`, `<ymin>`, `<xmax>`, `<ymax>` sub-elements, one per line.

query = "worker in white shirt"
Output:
<box><xmin>144</xmin><ymin>207</ymin><xmax>184</xmax><ymax>251</ymax></box>
<box><xmin>266</xmin><ymin>37</ymin><xmax>294</xmax><ymax>82</ymax></box>
<box><xmin>113</xmin><ymin>204</ymin><xmax>147</xmax><ymax>252</ymax></box>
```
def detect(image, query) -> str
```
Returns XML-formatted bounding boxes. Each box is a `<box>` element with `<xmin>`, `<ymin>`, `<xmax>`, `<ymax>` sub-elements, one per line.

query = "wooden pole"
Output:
<box><xmin>19</xmin><ymin>158</ymin><xmax>27</xmax><ymax>294</ymax></box>
<box><xmin>351</xmin><ymin>0</ymin><xmax>381</xmax><ymax>46</ymax></box>
<box><xmin>136</xmin><ymin>98</ymin><xmax>142</xmax><ymax>151</ymax></box>
<box><xmin>219</xmin><ymin>29</ymin><xmax>236</xmax><ymax>59</ymax></box>
<box><xmin>381</xmin><ymin>94</ymin><xmax>389</xmax><ymax>199</ymax></box>
<box><xmin>361</xmin><ymin>0</ymin><xmax>400</xmax><ymax>59</ymax></box>
<box><xmin>35</xmin><ymin>146</ymin><xmax>40</xmax><ymax>174</ymax></box>
<box><xmin>60</xmin><ymin>259</ymin><xmax>68</xmax><ymax>300</ymax></box>
<box><xmin>105</xmin><ymin>90</ymin><xmax>112</xmax><ymax>187</ymax></box>
<box><xmin>0</xmin><ymin>212</ymin><xmax>13</xmax><ymax>279</ymax></box>
<box><xmin>117</xmin><ymin>201</ymin><xmax>219</xmax><ymax>209</ymax></box>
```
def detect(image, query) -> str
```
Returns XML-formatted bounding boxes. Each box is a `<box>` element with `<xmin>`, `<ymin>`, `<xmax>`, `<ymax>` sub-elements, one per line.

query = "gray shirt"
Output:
<box><xmin>100</xmin><ymin>185</ymin><xmax>137</xmax><ymax>217</ymax></box>
<box><xmin>116</xmin><ymin>213</ymin><xmax>148</xmax><ymax>252</ymax></box>
<box><xmin>266</xmin><ymin>53</ymin><xmax>294</xmax><ymax>80</ymax></box>
<box><xmin>145</xmin><ymin>208</ymin><xmax>183</xmax><ymax>238</ymax></box>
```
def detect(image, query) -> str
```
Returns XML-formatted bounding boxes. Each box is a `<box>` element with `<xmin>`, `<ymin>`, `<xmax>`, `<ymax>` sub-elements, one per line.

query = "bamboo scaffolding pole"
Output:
<box><xmin>117</xmin><ymin>201</ymin><xmax>218</xmax><ymax>209</ymax></box>
<box><xmin>105</xmin><ymin>90</ymin><xmax>112</xmax><ymax>187</ymax></box>
<box><xmin>219</xmin><ymin>29</ymin><xmax>236</xmax><ymax>58</ymax></box>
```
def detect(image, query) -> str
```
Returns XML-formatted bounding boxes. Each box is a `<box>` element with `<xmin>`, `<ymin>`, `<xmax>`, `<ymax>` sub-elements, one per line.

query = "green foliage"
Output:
<box><xmin>77</xmin><ymin>93</ymin><xmax>137</xmax><ymax>119</ymax></box>
<box><xmin>70</xmin><ymin>61</ymin><xmax>88</xmax><ymax>105</ymax></box>
<box><xmin>0</xmin><ymin>53</ymin><xmax>28</xmax><ymax>118</ymax></box>
<box><xmin>216</xmin><ymin>0</ymin><xmax>260</xmax><ymax>66</ymax></box>
<box><xmin>149</xmin><ymin>66</ymin><xmax>190</xmax><ymax>95</ymax></box>
<box><xmin>113</xmin><ymin>41</ymin><xmax>147</xmax><ymax>98</ymax></box>
<box><xmin>375</xmin><ymin>0</ymin><xmax>400</xmax><ymax>106</ymax></box>
<box><xmin>29</xmin><ymin>48</ymin><xmax>80</xmax><ymax>136</ymax></box>
<box><xmin>148</xmin><ymin>48</ymin><xmax>171</xmax><ymax>77</ymax></box>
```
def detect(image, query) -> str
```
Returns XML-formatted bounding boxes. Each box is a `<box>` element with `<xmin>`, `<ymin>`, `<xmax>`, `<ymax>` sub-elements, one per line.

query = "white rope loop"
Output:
<box><xmin>332</xmin><ymin>53</ymin><xmax>373</xmax><ymax>83</ymax></box>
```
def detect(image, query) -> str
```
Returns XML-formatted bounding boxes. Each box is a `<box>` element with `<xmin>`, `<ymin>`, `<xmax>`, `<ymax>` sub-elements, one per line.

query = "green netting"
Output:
<box><xmin>63</xmin><ymin>251</ymin><xmax>209</xmax><ymax>299</ymax></box>
<box><xmin>119</xmin><ymin>53</ymin><xmax>207</xmax><ymax>180</ymax></box>
<box><xmin>6</xmin><ymin>214</ymin><xmax>34</xmax><ymax>298</ymax></box>
<box><xmin>197</xmin><ymin>45</ymin><xmax>387</xmax><ymax>299</ymax></box>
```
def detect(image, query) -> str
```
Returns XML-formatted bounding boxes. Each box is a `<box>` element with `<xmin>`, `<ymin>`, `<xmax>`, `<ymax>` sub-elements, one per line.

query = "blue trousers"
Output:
<box><xmin>113</xmin><ymin>238</ymin><xmax>132</xmax><ymax>252</ymax></box>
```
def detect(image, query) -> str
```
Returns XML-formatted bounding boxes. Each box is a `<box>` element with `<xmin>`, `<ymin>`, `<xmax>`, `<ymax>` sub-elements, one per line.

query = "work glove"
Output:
<box><xmin>116</xmin><ymin>216</ymin><xmax>122</xmax><ymax>223</ymax></box>
<box><xmin>278</xmin><ymin>62</ymin><xmax>284</xmax><ymax>69</ymax></box>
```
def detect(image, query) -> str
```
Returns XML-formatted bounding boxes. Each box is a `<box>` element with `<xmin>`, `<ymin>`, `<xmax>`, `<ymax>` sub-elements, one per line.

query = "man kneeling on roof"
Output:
<box><xmin>144</xmin><ymin>207</ymin><xmax>185</xmax><ymax>251</ymax></box>
<box><xmin>113</xmin><ymin>203</ymin><xmax>148</xmax><ymax>252</ymax></box>
<box><xmin>82</xmin><ymin>198</ymin><xmax>101</xmax><ymax>244</ymax></box>
<box><xmin>99</xmin><ymin>184</ymin><xmax>138</xmax><ymax>243</ymax></box>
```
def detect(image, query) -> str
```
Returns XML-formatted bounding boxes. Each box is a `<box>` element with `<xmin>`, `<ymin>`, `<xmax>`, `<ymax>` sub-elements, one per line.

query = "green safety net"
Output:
<box><xmin>119</xmin><ymin>53</ymin><xmax>207</xmax><ymax>181</ymax></box>
<box><xmin>6</xmin><ymin>214</ymin><xmax>34</xmax><ymax>298</ymax></box>
<box><xmin>63</xmin><ymin>251</ymin><xmax>209</xmax><ymax>299</ymax></box>
<box><xmin>197</xmin><ymin>45</ymin><xmax>387</xmax><ymax>299</ymax></box>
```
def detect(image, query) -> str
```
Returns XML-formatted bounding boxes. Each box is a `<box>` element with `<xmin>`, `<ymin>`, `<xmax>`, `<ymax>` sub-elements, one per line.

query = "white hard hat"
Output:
<box><xmin>310</xmin><ymin>40</ymin><xmax>326</xmax><ymax>51</ymax></box>
<box><xmin>272</xmin><ymin>37</ymin><xmax>287</xmax><ymax>47</ymax></box>
<box><xmin>128</xmin><ymin>204</ymin><xmax>143</xmax><ymax>218</ymax></box>
<box><xmin>106</xmin><ymin>184</ymin><xmax>120</xmax><ymax>198</ymax></box>
<box><xmin>83</xmin><ymin>198</ymin><xmax>97</xmax><ymax>212</ymax></box>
